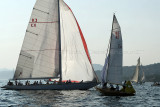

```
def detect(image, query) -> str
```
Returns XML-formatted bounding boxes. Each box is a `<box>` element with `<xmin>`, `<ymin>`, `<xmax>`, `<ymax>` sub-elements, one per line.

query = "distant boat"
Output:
<box><xmin>151</xmin><ymin>82</ymin><xmax>160</xmax><ymax>86</ymax></box>
<box><xmin>131</xmin><ymin>57</ymin><xmax>145</xmax><ymax>84</ymax></box>
<box><xmin>2</xmin><ymin>0</ymin><xmax>99</xmax><ymax>90</ymax></box>
<box><xmin>96</xmin><ymin>14</ymin><xmax>136</xmax><ymax>96</ymax></box>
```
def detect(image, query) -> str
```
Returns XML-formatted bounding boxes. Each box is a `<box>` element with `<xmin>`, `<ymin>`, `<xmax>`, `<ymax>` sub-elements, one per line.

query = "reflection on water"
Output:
<box><xmin>0</xmin><ymin>80</ymin><xmax>160</xmax><ymax>106</ymax></box>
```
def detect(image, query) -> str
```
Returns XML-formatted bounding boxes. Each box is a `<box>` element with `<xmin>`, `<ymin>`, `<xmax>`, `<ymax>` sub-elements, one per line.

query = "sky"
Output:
<box><xmin>0</xmin><ymin>0</ymin><xmax>160</xmax><ymax>69</ymax></box>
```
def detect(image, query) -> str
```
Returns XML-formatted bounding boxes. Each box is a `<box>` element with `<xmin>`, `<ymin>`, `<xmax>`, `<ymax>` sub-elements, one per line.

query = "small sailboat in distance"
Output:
<box><xmin>96</xmin><ymin>14</ymin><xmax>136</xmax><ymax>96</ymax></box>
<box><xmin>131</xmin><ymin>57</ymin><xmax>145</xmax><ymax>84</ymax></box>
<box><xmin>2</xmin><ymin>0</ymin><xmax>99</xmax><ymax>90</ymax></box>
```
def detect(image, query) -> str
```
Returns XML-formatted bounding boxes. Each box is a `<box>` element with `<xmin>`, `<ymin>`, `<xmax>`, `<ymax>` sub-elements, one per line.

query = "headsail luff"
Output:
<box><xmin>105</xmin><ymin>14</ymin><xmax>123</xmax><ymax>85</ymax></box>
<box><xmin>131</xmin><ymin>57</ymin><xmax>140</xmax><ymax>83</ymax></box>
<box><xmin>14</xmin><ymin>0</ymin><xmax>97</xmax><ymax>82</ymax></box>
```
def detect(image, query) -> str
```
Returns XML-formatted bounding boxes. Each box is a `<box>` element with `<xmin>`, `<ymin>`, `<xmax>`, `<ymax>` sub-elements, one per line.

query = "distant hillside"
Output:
<box><xmin>94</xmin><ymin>63</ymin><xmax>160</xmax><ymax>82</ymax></box>
<box><xmin>0</xmin><ymin>63</ymin><xmax>160</xmax><ymax>81</ymax></box>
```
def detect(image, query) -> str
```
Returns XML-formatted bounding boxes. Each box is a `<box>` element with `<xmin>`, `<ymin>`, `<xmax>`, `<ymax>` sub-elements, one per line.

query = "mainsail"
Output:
<box><xmin>14</xmin><ymin>0</ymin><xmax>97</xmax><ymax>82</ymax></box>
<box><xmin>14</xmin><ymin>0</ymin><xmax>60</xmax><ymax>79</ymax></box>
<box><xmin>102</xmin><ymin>14</ymin><xmax>123</xmax><ymax>85</ymax></box>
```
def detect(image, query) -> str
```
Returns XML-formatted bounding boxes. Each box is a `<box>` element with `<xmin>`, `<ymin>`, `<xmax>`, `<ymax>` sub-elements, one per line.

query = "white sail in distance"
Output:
<box><xmin>140</xmin><ymin>64</ymin><xmax>145</xmax><ymax>82</ymax></box>
<box><xmin>105</xmin><ymin>15</ymin><xmax>123</xmax><ymax>85</ymax></box>
<box><xmin>131</xmin><ymin>57</ymin><xmax>140</xmax><ymax>83</ymax></box>
<box><xmin>141</xmin><ymin>71</ymin><xmax>145</xmax><ymax>82</ymax></box>
<box><xmin>13</xmin><ymin>0</ymin><xmax>97</xmax><ymax>82</ymax></box>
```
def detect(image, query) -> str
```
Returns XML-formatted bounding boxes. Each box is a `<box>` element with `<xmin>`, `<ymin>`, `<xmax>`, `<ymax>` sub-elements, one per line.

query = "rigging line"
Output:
<box><xmin>22</xmin><ymin>50</ymin><xmax>107</xmax><ymax>55</ymax></box>
<box><xmin>29</xmin><ymin>21</ymin><xmax>59</xmax><ymax>23</ymax></box>
<box><xmin>22</xmin><ymin>49</ymin><xmax>59</xmax><ymax>52</ymax></box>
<box><xmin>22</xmin><ymin>48</ymin><xmax>108</xmax><ymax>54</ymax></box>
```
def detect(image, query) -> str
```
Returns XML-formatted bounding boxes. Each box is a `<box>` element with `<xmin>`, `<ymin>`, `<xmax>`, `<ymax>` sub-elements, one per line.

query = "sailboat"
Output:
<box><xmin>151</xmin><ymin>82</ymin><xmax>160</xmax><ymax>86</ymax></box>
<box><xmin>2</xmin><ymin>0</ymin><xmax>99</xmax><ymax>90</ymax></box>
<box><xmin>131</xmin><ymin>57</ymin><xmax>145</xmax><ymax>84</ymax></box>
<box><xmin>96</xmin><ymin>14</ymin><xmax>136</xmax><ymax>96</ymax></box>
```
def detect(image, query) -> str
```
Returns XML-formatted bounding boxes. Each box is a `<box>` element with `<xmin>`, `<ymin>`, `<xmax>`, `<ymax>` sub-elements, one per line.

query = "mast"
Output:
<box><xmin>58</xmin><ymin>0</ymin><xmax>62</xmax><ymax>82</ymax></box>
<box><xmin>138</xmin><ymin>58</ymin><xmax>141</xmax><ymax>82</ymax></box>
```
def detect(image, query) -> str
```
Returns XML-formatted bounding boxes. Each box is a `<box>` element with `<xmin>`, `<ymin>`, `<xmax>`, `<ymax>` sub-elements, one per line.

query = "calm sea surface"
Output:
<box><xmin>0</xmin><ymin>80</ymin><xmax>160</xmax><ymax>107</ymax></box>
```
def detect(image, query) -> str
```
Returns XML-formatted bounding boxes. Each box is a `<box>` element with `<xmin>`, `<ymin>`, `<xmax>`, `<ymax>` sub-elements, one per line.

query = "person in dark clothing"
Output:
<box><xmin>123</xmin><ymin>80</ymin><xmax>127</xmax><ymax>90</ymax></box>
<box><xmin>116</xmin><ymin>85</ymin><xmax>119</xmax><ymax>91</ymax></box>
<box><xmin>110</xmin><ymin>84</ymin><xmax>115</xmax><ymax>90</ymax></box>
<box><xmin>15</xmin><ymin>79</ymin><xmax>18</xmax><ymax>85</ymax></box>
<box><xmin>102</xmin><ymin>82</ymin><xmax>107</xmax><ymax>88</ymax></box>
<box><xmin>7</xmin><ymin>80</ymin><xmax>13</xmax><ymax>86</ymax></box>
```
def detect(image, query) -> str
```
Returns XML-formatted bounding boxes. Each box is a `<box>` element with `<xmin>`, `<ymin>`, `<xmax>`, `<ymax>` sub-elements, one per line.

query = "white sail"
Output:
<box><xmin>14</xmin><ymin>0</ymin><xmax>97</xmax><ymax>82</ymax></box>
<box><xmin>105</xmin><ymin>15</ymin><xmax>123</xmax><ymax>85</ymax></box>
<box><xmin>60</xmin><ymin>1</ymin><xmax>96</xmax><ymax>82</ymax></box>
<box><xmin>141</xmin><ymin>71</ymin><xmax>145</xmax><ymax>82</ymax></box>
<box><xmin>131</xmin><ymin>58</ymin><xmax>140</xmax><ymax>83</ymax></box>
<box><xmin>141</xmin><ymin>72</ymin><xmax>145</xmax><ymax>81</ymax></box>
<box><xmin>14</xmin><ymin>0</ymin><xmax>60</xmax><ymax>79</ymax></box>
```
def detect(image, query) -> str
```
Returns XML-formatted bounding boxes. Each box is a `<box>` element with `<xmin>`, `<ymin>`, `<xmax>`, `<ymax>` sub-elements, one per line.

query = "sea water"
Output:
<box><xmin>0</xmin><ymin>80</ymin><xmax>160</xmax><ymax>107</ymax></box>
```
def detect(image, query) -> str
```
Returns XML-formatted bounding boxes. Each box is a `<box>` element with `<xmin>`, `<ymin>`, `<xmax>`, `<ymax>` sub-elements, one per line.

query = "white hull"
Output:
<box><xmin>2</xmin><ymin>82</ymin><xmax>99</xmax><ymax>90</ymax></box>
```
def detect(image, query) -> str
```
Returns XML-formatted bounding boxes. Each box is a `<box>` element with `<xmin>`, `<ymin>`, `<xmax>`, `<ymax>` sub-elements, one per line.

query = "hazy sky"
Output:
<box><xmin>0</xmin><ymin>0</ymin><xmax>160</xmax><ymax>69</ymax></box>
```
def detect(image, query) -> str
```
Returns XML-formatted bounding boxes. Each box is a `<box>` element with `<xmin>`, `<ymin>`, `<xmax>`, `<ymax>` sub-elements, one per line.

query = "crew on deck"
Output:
<box><xmin>116</xmin><ymin>85</ymin><xmax>119</xmax><ymax>91</ymax></box>
<box><xmin>102</xmin><ymin>82</ymin><xmax>107</xmax><ymax>88</ymax></box>
<box><xmin>110</xmin><ymin>84</ymin><xmax>115</xmax><ymax>90</ymax></box>
<box><xmin>7</xmin><ymin>80</ymin><xmax>13</xmax><ymax>86</ymax></box>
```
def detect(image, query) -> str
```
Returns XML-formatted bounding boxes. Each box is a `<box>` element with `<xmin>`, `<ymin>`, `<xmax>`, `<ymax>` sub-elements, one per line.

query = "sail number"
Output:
<box><xmin>31</xmin><ymin>18</ymin><xmax>37</xmax><ymax>27</ymax></box>
<box><xmin>115</xmin><ymin>31</ymin><xmax>120</xmax><ymax>39</ymax></box>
